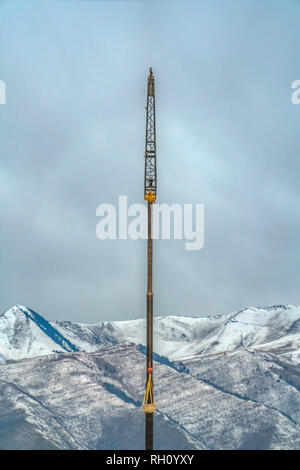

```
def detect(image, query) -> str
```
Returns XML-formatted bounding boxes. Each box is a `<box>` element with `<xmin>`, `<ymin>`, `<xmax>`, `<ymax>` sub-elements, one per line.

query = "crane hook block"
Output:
<box><xmin>142</xmin><ymin>373</ymin><xmax>156</xmax><ymax>414</ymax></box>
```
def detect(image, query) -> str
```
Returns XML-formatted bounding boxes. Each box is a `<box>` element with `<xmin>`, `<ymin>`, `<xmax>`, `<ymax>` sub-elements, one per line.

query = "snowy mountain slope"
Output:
<box><xmin>54</xmin><ymin>304</ymin><xmax>300</xmax><ymax>362</ymax></box>
<box><xmin>0</xmin><ymin>305</ymin><xmax>78</xmax><ymax>361</ymax></box>
<box><xmin>181</xmin><ymin>347</ymin><xmax>300</xmax><ymax>428</ymax></box>
<box><xmin>1</xmin><ymin>304</ymin><xmax>300</xmax><ymax>449</ymax></box>
<box><xmin>0</xmin><ymin>346</ymin><xmax>201</xmax><ymax>450</ymax></box>
<box><xmin>1</xmin><ymin>304</ymin><xmax>300</xmax><ymax>363</ymax></box>
<box><xmin>0</xmin><ymin>343</ymin><xmax>299</xmax><ymax>450</ymax></box>
<box><xmin>152</xmin><ymin>305</ymin><xmax>300</xmax><ymax>361</ymax></box>
<box><xmin>52</xmin><ymin>317</ymin><xmax>146</xmax><ymax>353</ymax></box>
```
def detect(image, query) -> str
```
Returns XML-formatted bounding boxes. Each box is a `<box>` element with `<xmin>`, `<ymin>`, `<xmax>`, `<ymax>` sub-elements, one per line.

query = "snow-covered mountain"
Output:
<box><xmin>0</xmin><ymin>303</ymin><xmax>300</xmax><ymax>449</ymax></box>
<box><xmin>1</xmin><ymin>304</ymin><xmax>300</xmax><ymax>363</ymax></box>
<box><xmin>0</xmin><ymin>342</ymin><xmax>300</xmax><ymax>450</ymax></box>
<box><xmin>0</xmin><ymin>305</ymin><xmax>79</xmax><ymax>362</ymax></box>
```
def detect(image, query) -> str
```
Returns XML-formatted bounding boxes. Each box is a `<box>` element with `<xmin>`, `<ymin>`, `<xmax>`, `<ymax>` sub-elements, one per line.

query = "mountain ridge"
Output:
<box><xmin>1</xmin><ymin>303</ymin><xmax>300</xmax><ymax>363</ymax></box>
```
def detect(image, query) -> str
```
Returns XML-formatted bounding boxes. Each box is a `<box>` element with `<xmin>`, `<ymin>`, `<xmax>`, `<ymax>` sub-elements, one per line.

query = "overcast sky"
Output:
<box><xmin>1</xmin><ymin>0</ymin><xmax>300</xmax><ymax>322</ymax></box>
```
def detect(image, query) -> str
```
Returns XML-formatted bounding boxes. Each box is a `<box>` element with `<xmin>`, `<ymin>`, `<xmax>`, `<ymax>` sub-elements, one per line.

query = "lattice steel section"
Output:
<box><xmin>144</xmin><ymin>68</ymin><xmax>157</xmax><ymax>199</ymax></box>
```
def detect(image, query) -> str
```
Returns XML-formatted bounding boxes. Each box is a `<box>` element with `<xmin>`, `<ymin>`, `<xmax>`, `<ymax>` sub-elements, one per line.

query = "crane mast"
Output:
<box><xmin>142</xmin><ymin>67</ymin><xmax>157</xmax><ymax>451</ymax></box>
<box><xmin>144</xmin><ymin>67</ymin><xmax>157</xmax><ymax>199</ymax></box>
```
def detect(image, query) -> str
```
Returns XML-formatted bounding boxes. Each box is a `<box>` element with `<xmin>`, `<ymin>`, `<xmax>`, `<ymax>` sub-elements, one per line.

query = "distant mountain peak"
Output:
<box><xmin>0</xmin><ymin>304</ymin><xmax>78</xmax><ymax>362</ymax></box>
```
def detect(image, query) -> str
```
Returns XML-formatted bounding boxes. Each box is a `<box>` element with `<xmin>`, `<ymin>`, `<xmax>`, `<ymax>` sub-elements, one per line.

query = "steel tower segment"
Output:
<box><xmin>144</xmin><ymin>67</ymin><xmax>157</xmax><ymax>199</ymax></box>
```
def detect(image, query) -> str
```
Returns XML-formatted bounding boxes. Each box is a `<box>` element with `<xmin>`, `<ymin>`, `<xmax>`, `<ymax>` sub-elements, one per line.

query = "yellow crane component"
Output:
<box><xmin>142</xmin><ymin>373</ymin><xmax>156</xmax><ymax>414</ymax></box>
<box><xmin>144</xmin><ymin>190</ymin><xmax>156</xmax><ymax>203</ymax></box>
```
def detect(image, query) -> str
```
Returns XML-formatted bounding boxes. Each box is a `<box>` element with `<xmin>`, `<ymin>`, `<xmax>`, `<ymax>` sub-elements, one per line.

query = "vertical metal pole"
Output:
<box><xmin>143</xmin><ymin>67</ymin><xmax>156</xmax><ymax>451</ymax></box>
<box><xmin>145</xmin><ymin>201</ymin><xmax>154</xmax><ymax>450</ymax></box>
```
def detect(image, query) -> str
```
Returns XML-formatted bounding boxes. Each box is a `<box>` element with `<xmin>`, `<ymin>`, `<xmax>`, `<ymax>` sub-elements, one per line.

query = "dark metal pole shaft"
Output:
<box><xmin>144</xmin><ymin>67</ymin><xmax>156</xmax><ymax>451</ymax></box>
<box><xmin>145</xmin><ymin>200</ymin><xmax>154</xmax><ymax>450</ymax></box>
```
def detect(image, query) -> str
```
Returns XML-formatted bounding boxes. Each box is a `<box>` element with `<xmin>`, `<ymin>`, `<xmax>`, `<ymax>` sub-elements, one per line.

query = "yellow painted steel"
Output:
<box><xmin>142</xmin><ymin>373</ymin><xmax>156</xmax><ymax>414</ymax></box>
<box><xmin>144</xmin><ymin>190</ymin><xmax>156</xmax><ymax>203</ymax></box>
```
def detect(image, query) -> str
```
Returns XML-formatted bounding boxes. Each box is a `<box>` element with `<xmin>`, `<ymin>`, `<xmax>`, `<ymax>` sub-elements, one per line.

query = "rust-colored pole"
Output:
<box><xmin>145</xmin><ymin>200</ymin><xmax>154</xmax><ymax>450</ymax></box>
